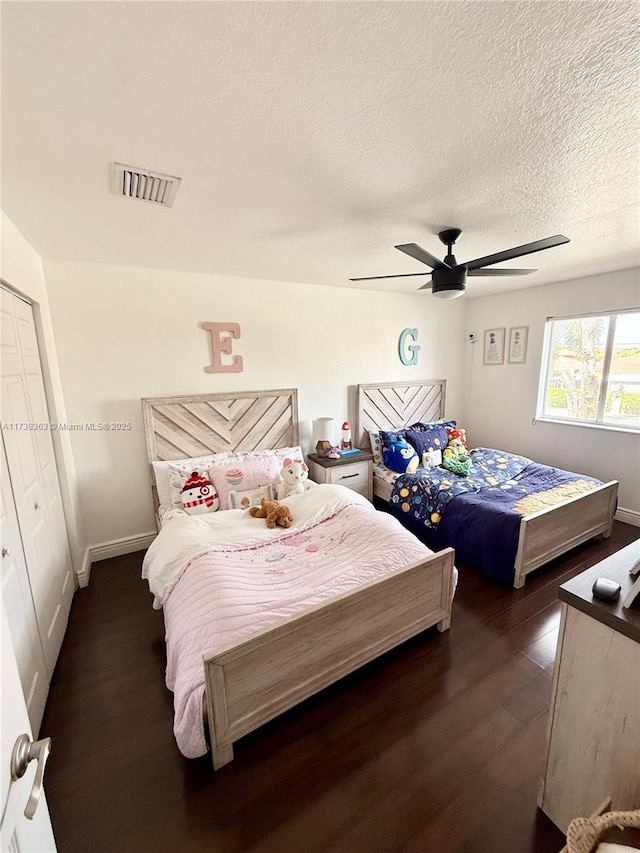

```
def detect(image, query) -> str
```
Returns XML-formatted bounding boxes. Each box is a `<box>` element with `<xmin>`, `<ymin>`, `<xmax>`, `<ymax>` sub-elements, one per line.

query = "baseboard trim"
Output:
<box><xmin>615</xmin><ymin>507</ymin><xmax>640</xmax><ymax>527</ymax></box>
<box><xmin>77</xmin><ymin>547</ymin><xmax>92</xmax><ymax>588</ymax></box>
<box><xmin>90</xmin><ymin>532</ymin><xmax>157</xmax><ymax>565</ymax></box>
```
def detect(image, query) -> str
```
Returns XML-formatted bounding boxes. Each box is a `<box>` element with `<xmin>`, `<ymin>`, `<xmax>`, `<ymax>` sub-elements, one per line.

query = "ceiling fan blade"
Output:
<box><xmin>395</xmin><ymin>243</ymin><xmax>451</xmax><ymax>270</ymax></box>
<box><xmin>349</xmin><ymin>272</ymin><xmax>431</xmax><ymax>282</ymax></box>
<box><xmin>467</xmin><ymin>268</ymin><xmax>536</xmax><ymax>276</ymax></box>
<box><xmin>464</xmin><ymin>235</ymin><xmax>570</xmax><ymax>271</ymax></box>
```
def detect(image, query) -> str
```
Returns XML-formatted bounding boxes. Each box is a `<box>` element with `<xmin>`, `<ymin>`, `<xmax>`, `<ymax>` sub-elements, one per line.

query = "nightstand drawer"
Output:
<box><xmin>307</xmin><ymin>452</ymin><xmax>373</xmax><ymax>501</ymax></box>
<box><xmin>327</xmin><ymin>461</ymin><xmax>369</xmax><ymax>489</ymax></box>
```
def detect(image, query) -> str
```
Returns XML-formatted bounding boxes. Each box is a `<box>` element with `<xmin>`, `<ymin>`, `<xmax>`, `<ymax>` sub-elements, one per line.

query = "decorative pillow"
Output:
<box><xmin>404</xmin><ymin>427</ymin><xmax>448</xmax><ymax>462</ymax></box>
<box><xmin>179</xmin><ymin>470</ymin><xmax>221</xmax><ymax>515</ymax></box>
<box><xmin>382</xmin><ymin>438</ymin><xmax>420</xmax><ymax>474</ymax></box>
<box><xmin>208</xmin><ymin>453</ymin><xmax>282</xmax><ymax>510</ymax></box>
<box><xmin>409</xmin><ymin>419</ymin><xmax>456</xmax><ymax>432</ymax></box>
<box><xmin>368</xmin><ymin>430</ymin><xmax>383</xmax><ymax>464</ymax></box>
<box><xmin>379</xmin><ymin>430</ymin><xmax>407</xmax><ymax>453</ymax></box>
<box><xmin>154</xmin><ymin>451</ymin><xmax>232</xmax><ymax>508</ymax></box>
<box><xmin>229</xmin><ymin>484</ymin><xmax>274</xmax><ymax>510</ymax></box>
<box><xmin>156</xmin><ymin>448</ymin><xmax>303</xmax><ymax>509</ymax></box>
<box><xmin>422</xmin><ymin>448</ymin><xmax>442</xmax><ymax>467</ymax></box>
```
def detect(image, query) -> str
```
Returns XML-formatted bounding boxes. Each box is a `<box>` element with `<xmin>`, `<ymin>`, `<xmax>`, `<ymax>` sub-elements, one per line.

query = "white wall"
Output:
<box><xmin>464</xmin><ymin>267</ymin><xmax>640</xmax><ymax>519</ymax></box>
<box><xmin>43</xmin><ymin>259</ymin><xmax>467</xmax><ymax>548</ymax></box>
<box><xmin>0</xmin><ymin>211</ymin><xmax>86</xmax><ymax>570</ymax></box>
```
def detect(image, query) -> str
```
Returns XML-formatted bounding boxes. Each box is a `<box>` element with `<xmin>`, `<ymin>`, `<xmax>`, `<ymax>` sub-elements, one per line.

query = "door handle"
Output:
<box><xmin>10</xmin><ymin>733</ymin><xmax>52</xmax><ymax>820</ymax></box>
<box><xmin>2</xmin><ymin>547</ymin><xmax>11</xmax><ymax>557</ymax></box>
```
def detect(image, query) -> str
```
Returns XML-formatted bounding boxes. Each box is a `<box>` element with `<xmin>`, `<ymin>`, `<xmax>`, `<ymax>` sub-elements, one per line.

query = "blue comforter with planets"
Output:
<box><xmin>389</xmin><ymin>448</ymin><xmax>602</xmax><ymax>584</ymax></box>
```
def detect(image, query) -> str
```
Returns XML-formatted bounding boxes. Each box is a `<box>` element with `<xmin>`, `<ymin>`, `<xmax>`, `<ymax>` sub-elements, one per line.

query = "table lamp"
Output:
<box><xmin>313</xmin><ymin>417</ymin><xmax>334</xmax><ymax>457</ymax></box>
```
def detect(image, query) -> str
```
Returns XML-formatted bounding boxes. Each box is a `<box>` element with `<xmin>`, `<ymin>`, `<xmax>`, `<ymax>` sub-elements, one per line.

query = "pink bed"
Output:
<box><xmin>143</xmin><ymin>485</ymin><xmax>457</xmax><ymax>763</ymax></box>
<box><xmin>141</xmin><ymin>388</ymin><xmax>456</xmax><ymax>769</ymax></box>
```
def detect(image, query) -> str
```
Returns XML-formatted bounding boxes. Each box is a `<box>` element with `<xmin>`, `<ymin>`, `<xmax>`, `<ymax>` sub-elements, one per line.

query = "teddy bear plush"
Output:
<box><xmin>249</xmin><ymin>497</ymin><xmax>293</xmax><ymax>529</ymax></box>
<box><xmin>276</xmin><ymin>458</ymin><xmax>308</xmax><ymax>499</ymax></box>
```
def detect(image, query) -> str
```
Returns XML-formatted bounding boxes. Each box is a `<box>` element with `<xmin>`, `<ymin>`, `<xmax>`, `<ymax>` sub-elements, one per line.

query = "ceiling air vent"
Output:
<box><xmin>111</xmin><ymin>162</ymin><xmax>181</xmax><ymax>207</ymax></box>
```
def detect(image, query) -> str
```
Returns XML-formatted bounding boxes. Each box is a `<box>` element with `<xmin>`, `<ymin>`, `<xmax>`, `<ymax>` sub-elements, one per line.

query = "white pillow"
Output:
<box><xmin>368</xmin><ymin>430</ymin><xmax>383</xmax><ymax>464</ymax></box>
<box><xmin>273</xmin><ymin>445</ymin><xmax>304</xmax><ymax>463</ymax></box>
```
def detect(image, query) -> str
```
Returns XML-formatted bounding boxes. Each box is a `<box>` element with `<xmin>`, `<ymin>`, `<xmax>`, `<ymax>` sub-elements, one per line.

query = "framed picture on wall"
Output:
<box><xmin>483</xmin><ymin>327</ymin><xmax>505</xmax><ymax>365</ymax></box>
<box><xmin>508</xmin><ymin>326</ymin><xmax>528</xmax><ymax>364</ymax></box>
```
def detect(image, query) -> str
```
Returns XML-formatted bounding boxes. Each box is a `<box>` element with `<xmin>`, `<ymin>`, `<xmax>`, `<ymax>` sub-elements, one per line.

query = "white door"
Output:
<box><xmin>1</xmin><ymin>436</ymin><xmax>49</xmax><ymax>734</ymax></box>
<box><xmin>1</xmin><ymin>599</ymin><xmax>57</xmax><ymax>852</ymax></box>
<box><xmin>0</xmin><ymin>287</ymin><xmax>73</xmax><ymax>676</ymax></box>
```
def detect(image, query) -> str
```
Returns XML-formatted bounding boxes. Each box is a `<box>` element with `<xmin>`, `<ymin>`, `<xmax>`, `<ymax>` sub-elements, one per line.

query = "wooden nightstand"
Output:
<box><xmin>307</xmin><ymin>451</ymin><xmax>374</xmax><ymax>501</ymax></box>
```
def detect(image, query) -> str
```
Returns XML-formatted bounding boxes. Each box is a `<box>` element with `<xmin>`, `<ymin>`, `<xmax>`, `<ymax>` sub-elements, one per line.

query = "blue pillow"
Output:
<box><xmin>408</xmin><ymin>419</ymin><xmax>456</xmax><ymax>432</ymax></box>
<box><xmin>405</xmin><ymin>426</ymin><xmax>448</xmax><ymax>457</ymax></box>
<box><xmin>379</xmin><ymin>429</ymin><xmax>406</xmax><ymax>450</ymax></box>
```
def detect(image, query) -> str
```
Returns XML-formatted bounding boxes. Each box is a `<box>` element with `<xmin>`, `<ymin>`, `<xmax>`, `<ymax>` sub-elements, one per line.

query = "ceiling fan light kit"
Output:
<box><xmin>351</xmin><ymin>229</ymin><xmax>570</xmax><ymax>298</ymax></box>
<box><xmin>432</xmin><ymin>283</ymin><xmax>465</xmax><ymax>299</ymax></box>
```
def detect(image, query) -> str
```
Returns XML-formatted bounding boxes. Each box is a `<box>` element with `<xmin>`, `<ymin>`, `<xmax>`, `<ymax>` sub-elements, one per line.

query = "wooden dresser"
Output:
<box><xmin>539</xmin><ymin>539</ymin><xmax>640</xmax><ymax>833</ymax></box>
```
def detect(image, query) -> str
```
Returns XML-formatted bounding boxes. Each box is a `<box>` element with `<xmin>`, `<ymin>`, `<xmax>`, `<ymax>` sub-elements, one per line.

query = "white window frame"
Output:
<box><xmin>536</xmin><ymin>308</ymin><xmax>640</xmax><ymax>434</ymax></box>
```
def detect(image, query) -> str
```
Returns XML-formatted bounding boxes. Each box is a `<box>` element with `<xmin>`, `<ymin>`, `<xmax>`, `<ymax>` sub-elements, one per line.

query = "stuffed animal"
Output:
<box><xmin>180</xmin><ymin>471</ymin><xmax>220</xmax><ymax>515</ymax></box>
<box><xmin>445</xmin><ymin>427</ymin><xmax>469</xmax><ymax>451</ymax></box>
<box><xmin>249</xmin><ymin>497</ymin><xmax>293</xmax><ymax>529</ymax></box>
<box><xmin>276</xmin><ymin>458</ymin><xmax>309</xmax><ymax>499</ymax></box>
<box><xmin>443</xmin><ymin>434</ymin><xmax>467</xmax><ymax>459</ymax></box>
<box><xmin>443</xmin><ymin>432</ymin><xmax>471</xmax><ymax>476</ymax></box>
<box><xmin>442</xmin><ymin>452</ymin><xmax>471</xmax><ymax>476</ymax></box>
<box><xmin>382</xmin><ymin>439</ymin><xmax>419</xmax><ymax>474</ymax></box>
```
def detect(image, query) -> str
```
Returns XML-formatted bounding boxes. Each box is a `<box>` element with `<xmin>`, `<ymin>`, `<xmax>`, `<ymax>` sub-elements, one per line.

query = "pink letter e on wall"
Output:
<box><xmin>203</xmin><ymin>322</ymin><xmax>244</xmax><ymax>373</ymax></box>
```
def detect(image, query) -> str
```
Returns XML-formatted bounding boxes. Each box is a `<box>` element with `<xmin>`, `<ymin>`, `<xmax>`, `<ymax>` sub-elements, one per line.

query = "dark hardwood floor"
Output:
<box><xmin>42</xmin><ymin>522</ymin><xmax>639</xmax><ymax>853</ymax></box>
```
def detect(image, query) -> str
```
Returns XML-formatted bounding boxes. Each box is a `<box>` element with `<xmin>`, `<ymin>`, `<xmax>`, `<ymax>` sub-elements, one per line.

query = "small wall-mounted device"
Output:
<box><xmin>468</xmin><ymin>333</ymin><xmax>477</xmax><ymax>343</ymax></box>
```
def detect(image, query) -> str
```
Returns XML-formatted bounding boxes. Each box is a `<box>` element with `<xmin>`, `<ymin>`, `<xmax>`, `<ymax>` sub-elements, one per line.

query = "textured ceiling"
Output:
<box><xmin>2</xmin><ymin>1</ymin><xmax>639</xmax><ymax>297</ymax></box>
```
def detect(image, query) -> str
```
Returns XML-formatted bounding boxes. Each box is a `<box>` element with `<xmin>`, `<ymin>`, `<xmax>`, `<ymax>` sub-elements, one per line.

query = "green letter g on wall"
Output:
<box><xmin>399</xmin><ymin>328</ymin><xmax>421</xmax><ymax>366</ymax></box>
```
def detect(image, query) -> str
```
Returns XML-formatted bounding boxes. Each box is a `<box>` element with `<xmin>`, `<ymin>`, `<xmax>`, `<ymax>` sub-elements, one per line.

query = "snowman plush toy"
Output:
<box><xmin>181</xmin><ymin>471</ymin><xmax>220</xmax><ymax>515</ymax></box>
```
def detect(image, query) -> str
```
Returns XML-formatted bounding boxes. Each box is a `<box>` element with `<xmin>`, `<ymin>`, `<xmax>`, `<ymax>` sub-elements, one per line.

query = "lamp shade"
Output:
<box><xmin>313</xmin><ymin>417</ymin><xmax>335</xmax><ymax>445</ymax></box>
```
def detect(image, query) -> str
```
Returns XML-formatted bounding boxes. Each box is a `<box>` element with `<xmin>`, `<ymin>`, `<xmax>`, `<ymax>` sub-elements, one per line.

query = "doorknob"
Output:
<box><xmin>10</xmin><ymin>733</ymin><xmax>52</xmax><ymax>820</ymax></box>
<box><xmin>2</xmin><ymin>547</ymin><xmax>11</xmax><ymax>557</ymax></box>
<box><xmin>34</xmin><ymin>502</ymin><xmax>40</xmax><ymax>510</ymax></box>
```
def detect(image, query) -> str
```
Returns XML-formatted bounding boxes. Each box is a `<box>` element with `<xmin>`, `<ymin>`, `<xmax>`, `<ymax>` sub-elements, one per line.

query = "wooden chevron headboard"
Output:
<box><xmin>356</xmin><ymin>380</ymin><xmax>446</xmax><ymax>448</ymax></box>
<box><xmin>141</xmin><ymin>388</ymin><xmax>299</xmax><ymax>468</ymax></box>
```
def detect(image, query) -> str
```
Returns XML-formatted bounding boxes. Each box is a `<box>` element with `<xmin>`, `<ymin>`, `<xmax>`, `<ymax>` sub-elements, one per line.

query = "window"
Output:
<box><xmin>537</xmin><ymin>309</ymin><xmax>640</xmax><ymax>432</ymax></box>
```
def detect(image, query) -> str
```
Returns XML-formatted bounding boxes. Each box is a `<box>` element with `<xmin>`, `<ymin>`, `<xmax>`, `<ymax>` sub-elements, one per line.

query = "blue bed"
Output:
<box><xmin>388</xmin><ymin>448</ymin><xmax>611</xmax><ymax>585</ymax></box>
<box><xmin>357</xmin><ymin>380</ymin><xmax>619</xmax><ymax>588</ymax></box>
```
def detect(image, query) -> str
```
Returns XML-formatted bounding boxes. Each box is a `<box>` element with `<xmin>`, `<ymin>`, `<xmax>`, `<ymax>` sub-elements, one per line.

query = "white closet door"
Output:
<box><xmin>13</xmin><ymin>297</ymin><xmax>74</xmax><ymax>610</ymax></box>
<box><xmin>0</xmin><ymin>438</ymin><xmax>49</xmax><ymax>734</ymax></box>
<box><xmin>1</xmin><ymin>287</ymin><xmax>73</xmax><ymax>678</ymax></box>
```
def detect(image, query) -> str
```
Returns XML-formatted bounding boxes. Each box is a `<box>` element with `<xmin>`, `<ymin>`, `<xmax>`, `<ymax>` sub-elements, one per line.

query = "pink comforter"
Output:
<box><xmin>144</xmin><ymin>487</ymin><xmax>435</xmax><ymax>757</ymax></box>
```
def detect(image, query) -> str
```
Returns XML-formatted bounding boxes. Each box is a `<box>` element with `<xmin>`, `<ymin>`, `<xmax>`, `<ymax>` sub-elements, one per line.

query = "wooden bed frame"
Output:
<box><xmin>142</xmin><ymin>388</ymin><xmax>455</xmax><ymax>769</ymax></box>
<box><xmin>357</xmin><ymin>380</ymin><xmax>618</xmax><ymax>589</ymax></box>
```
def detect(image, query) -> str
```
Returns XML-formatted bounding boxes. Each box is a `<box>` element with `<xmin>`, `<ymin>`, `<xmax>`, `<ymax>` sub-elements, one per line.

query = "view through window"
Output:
<box><xmin>538</xmin><ymin>310</ymin><xmax>640</xmax><ymax>431</ymax></box>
